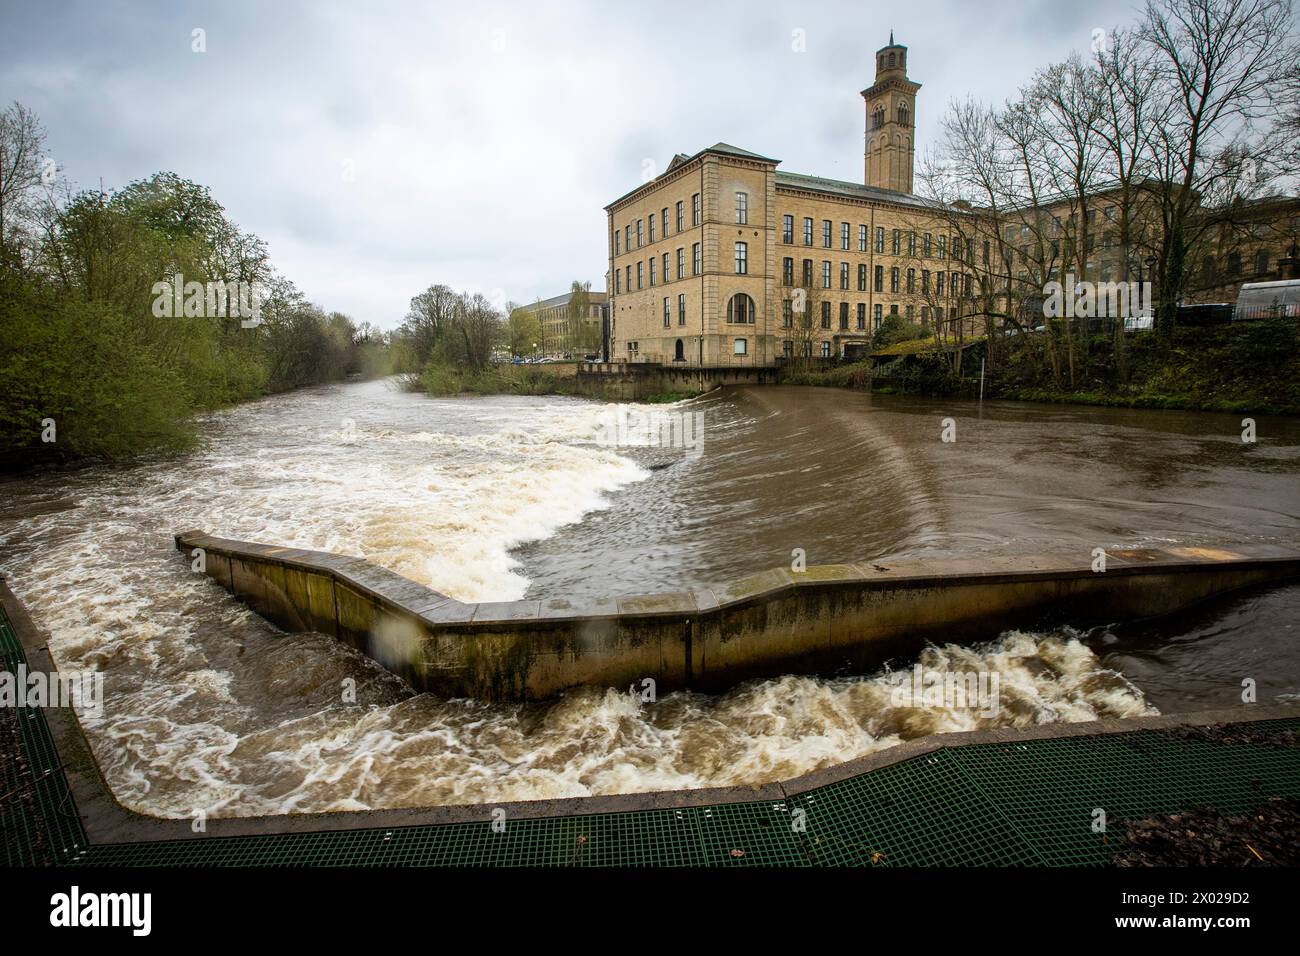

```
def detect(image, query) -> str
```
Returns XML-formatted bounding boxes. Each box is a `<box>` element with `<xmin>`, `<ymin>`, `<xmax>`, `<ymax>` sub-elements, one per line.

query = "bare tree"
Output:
<box><xmin>0</xmin><ymin>101</ymin><xmax>50</xmax><ymax>262</ymax></box>
<box><xmin>1091</xmin><ymin>25</ymin><xmax>1169</xmax><ymax>378</ymax></box>
<box><xmin>1139</xmin><ymin>0</ymin><xmax>1300</xmax><ymax>338</ymax></box>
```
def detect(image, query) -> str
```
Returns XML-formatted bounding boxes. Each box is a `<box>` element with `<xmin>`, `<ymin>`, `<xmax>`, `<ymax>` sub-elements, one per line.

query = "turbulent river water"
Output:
<box><xmin>1</xmin><ymin>379</ymin><xmax>1297</xmax><ymax>817</ymax></box>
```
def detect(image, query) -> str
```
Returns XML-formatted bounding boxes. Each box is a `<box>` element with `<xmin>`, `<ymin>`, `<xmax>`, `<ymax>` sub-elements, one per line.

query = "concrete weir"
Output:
<box><xmin>174</xmin><ymin>531</ymin><xmax>1300</xmax><ymax>702</ymax></box>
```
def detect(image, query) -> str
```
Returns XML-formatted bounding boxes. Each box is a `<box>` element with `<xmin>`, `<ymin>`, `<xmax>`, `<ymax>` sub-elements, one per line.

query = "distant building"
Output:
<box><xmin>602</xmin><ymin>36</ymin><xmax>1298</xmax><ymax>371</ymax></box>
<box><xmin>519</xmin><ymin>288</ymin><xmax>608</xmax><ymax>357</ymax></box>
<box><xmin>603</xmin><ymin>37</ymin><xmax>976</xmax><ymax>367</ymax></box>
<box><xmin>1185</xmin><ymin>194</ymin><xmax>1300</xmax><ymax>303</ymax></box>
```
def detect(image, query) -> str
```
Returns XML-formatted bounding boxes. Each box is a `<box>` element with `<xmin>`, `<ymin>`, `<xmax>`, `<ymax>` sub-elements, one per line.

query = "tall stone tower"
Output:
<box><xmin>862</xmin><ymin>34</ymin><xmax>921</xmax><ymax>193</ymax></box>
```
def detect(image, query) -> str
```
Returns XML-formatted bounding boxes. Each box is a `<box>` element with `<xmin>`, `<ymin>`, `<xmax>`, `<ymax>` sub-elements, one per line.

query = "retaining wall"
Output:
<box><xmin>174</xmin><ymin>531</ymin><xmax>1300</xmax><ymax>702</ymax></box>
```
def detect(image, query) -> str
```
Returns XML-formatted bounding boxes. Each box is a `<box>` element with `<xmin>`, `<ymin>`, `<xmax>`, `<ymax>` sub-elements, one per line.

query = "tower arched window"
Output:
<box><xmin>727</xmin><ymin>293</ymin><xmax>756</xmax><ymax>325</ymax></box>
<box><xmin>873</xmin><ymin>106</ymin><xmax>885</xmax><ymax>130</ymax></box>
<box><xmin>897</xmin><ymin>102</ymin><xmax>909</xmax><ymax>127</ymax></box>
<box><xmin>888</xmin><ymin>52</ymin><xmax>896</xmax><ymax>67</ymax></box>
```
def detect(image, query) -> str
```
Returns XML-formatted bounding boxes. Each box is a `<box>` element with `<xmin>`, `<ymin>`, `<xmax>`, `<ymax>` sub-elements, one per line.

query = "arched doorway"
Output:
<box><xmin>674</xmin><ymin>338</ymin><xmax>685</xmax><ymax>362</ymax></box>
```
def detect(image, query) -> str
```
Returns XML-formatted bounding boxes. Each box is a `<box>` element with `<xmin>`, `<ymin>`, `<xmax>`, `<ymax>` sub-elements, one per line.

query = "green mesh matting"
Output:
<box><xmin>0</xmin><ymin>609</ymin><xmax>89</xmax><ymax>866</ymax></box>
<box><xmin>4</xmin><ymin>604</ymin><xmax>1299</xmax><ymax>867</ymax></box>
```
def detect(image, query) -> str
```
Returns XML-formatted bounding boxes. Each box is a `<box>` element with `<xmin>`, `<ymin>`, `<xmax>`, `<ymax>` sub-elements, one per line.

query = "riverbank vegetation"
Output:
<box><xmin>392</xmin><ymin>282</ymin><xmax>633</xmax><ymax>400</ymax></box>
<box><xmin>0</xmin><ymin>104</ymin><xmax>393</xmax><ymax>472</ymax></box>
<box><xmin>403</xmin><ymin>360</ymin><xmax>622</xmax><ymax>400</ymax></box>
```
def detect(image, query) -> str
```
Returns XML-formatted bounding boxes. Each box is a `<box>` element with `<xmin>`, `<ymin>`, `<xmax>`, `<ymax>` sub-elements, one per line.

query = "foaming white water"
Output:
<box><xmin>121</xmin><ymin>630</ymin><xmax>1153</xmax><ymax>817</ymax></box>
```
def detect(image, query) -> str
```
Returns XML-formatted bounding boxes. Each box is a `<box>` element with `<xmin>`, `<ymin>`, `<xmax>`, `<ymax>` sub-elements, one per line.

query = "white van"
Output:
<box><xmin>1234</xmin><ymin>280</ymin><xmax>1300</xmax><ymax>321</ymax></box>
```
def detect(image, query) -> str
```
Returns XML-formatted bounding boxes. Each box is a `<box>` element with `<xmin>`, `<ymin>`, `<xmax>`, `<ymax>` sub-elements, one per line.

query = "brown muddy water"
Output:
<box><xmin>0</xmin><ymin>379</ymin><xmax>1297</xmax><ymax>817</ymax></box>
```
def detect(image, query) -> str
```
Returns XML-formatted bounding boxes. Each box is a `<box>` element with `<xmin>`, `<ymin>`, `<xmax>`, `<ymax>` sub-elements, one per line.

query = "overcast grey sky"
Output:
<box><xmin>2</xmin><ymin>0</ymin><xmax>1144</xmax><ymax>327</ymax></box>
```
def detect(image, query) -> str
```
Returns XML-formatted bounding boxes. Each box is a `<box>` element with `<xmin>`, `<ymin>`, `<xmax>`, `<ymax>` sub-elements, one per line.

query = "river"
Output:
<box><xmin>1</xmin><ymin>379</ymin><xmax>1296</xmax><ymax>817</ymax></box>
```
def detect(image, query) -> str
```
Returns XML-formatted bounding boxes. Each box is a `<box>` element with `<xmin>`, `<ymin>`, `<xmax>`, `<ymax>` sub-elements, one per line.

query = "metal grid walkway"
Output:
<box><xmin>4</xmin><ymin>605</ymin><xmax>1299</xmax><ymax>867</ymax></box>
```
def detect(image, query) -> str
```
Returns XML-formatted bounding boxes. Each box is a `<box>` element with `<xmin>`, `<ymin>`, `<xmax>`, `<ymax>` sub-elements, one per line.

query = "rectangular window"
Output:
<box><xmin>692</xmin><ymin>243</ymin><xmax>701</xmax><ymax>275</ymax></box>
<box><xmin>937</xmin><ymin>235</ymin><xmax>947</xmax><ymax>259</ymax></box>
<box><xmin>782</xmin><ymin>214</ymin><xmax>793</xmax><ymax>243</ymax></box>
<box><xmin>636</xmin><ymin>262</ymin><xmax>643</xmax><ymax>289</ymax></box>
<box><xmin>856</xmin><ymin>303</ymin><xmax>866</xmax><ymax>330</ymax></box>
<box><xmin>841</xmin><ymin>222</ymin><xmax>850</xmax><ymax>251</ymax></box>
<box><xmin>734</xmin><ymin>338</ymin><xmax>747</xmax><ymax>356</ymax></box>
<box><xmin>822</xmin><ymin>220</ymin><xmax>832</xmax><ymax>248</ymax></box>
<box><xmin>874</xmin><ymin>304</ymin><xmax>882</xmax><ymax>328</ymax></box>
<box><xmin>922</xmin><ymin>269</ymin><xmax>930</xmax><ymax>293</ymax></box>
<box><xmin>782</xmin><ymin>300</ymin><xmax>793</xmax><ymax>328</ymax></box>
<box><xmin>735</xmin><ymin>241</ymin><xmax>747</xmax><ymax>274</ymax></box>
<box><xmin>891</xmin><ymin>229</ymin><xmax>900</xmax><ymax>255</ymax></box>
<box><xmin>637</xmin><ymin>220</ymin><xmax>644</xmax><ymax>247</ymax></box>
<box><xmin>907</xmin><ymin>268</ymin><xmax>915</xmax><ymax>294</ymax></box>
<box><xmin>936</xmin><ymin>270</ymin><xmax>944</xmax><ymax>296</ymax></box>
<box><xmin>859</xmin><ymin>224</ymin><xmax>868</xmax><ymax>252</ymax></box>
<box><xmin>890</xmin><ymin>266</ymin><xmax>899</xmax><ymax>293</ymax></box>
<box><xmin>736</xmin><ymin>192</ymin><xmax>748</xmax><ymax>225</ymax></box>
<box><xmin>858</xmin><ymin>264</ymin><xmax>867</xmax><ymax>291</ymax></box>
<box><xmin>874</xmin><ymin>264</ymin><xmax>884</xmax><ymax>292</ymax></box>
<box><xmin>821</xmin><ymin>301</ymin><xmax>831</xmax><ymax>329</ymax></box>
<box><xmin>676</xmin><ymin>201</ymin><xmax>684</xmax><ymax>232</ymax></box>
<box><xmin>649</xmin><ymin>258</ymin><xmax>656</xmax><ymax>285</ymax></box>
<box><xmin>875</xmin><ymin>227</ymin><xmax>885</xmax><ymax>253</ymax></box>
<box><xmin>662</xmin><ymin>252</ymin><xmax>670</xmax><ymax>283</ymax></box>
<box><xmin>614</xmin><ymin>229</ymin><xmax>620</xmax><ymax>255</ymax></box>
<box><xmin>678</xmin><ymin>293</ymin><xmax>686</xmax><ymax>325</ymax></box>
<box><xmin>924</xmin><ymin>233</ymin><xmax>932</xmax><ymax>257</ymax></box>
<box><xmin>677</xmin><ymin>248</ymin><xmax>685</xmax><ymax>280</ymax></box>
<box><xmin>803</xmin><ymin>217</ymin><xmax>814</xmax><ymax>245</ymax></box>
<box><xmin>783</xmin><ymin>257</ymin><xmax>794</xmax><ymax>285</ymax></box>
<box><xmin>625</xmin><ymin>265</ymin><xmax>631</xmax><ymax>290</ymax></box>
<box><xmin>908</xmin><ymin>231</ymin><xmax>916</xmax><ymax>256</ymax></box>
<box><xmin>840</xmin><ymin>262</ymin><xmax>849</xmax><ymax>290</ymax></box>
<box><xmin>692</xmin><ymin>193</ymin><xmax>700</xmax><ymax>226</ymax></box>
<box><xmin>663</xmin><ymin>297</ymin><xmax>670</xmax><ymax>328</ymax></box>
<box><xmin>615</xmin><ymin>270</ymin><xmax>621</xmax><ymax>294</ymax></box>
<box><xmin>649</xmin><ymin>215</ymin><xmax>656</xmax><ymax>243</ymax></box>
<box><xmin>802</xmin><ymin>259</ymin><xmax>813</xmax><ymax>285</ymax></box>
<box><xmin>839</xmin><ymin>301</ymin><xmax>849</xmax><ymax>330</ymax></box>
<box><xmin>821</xmin><ymin>260</ymin><xmax>831</xmax><ymax>288</ymax></box>
<box><xmin>820</xmin><ymin>341</ymin><xmax>831</xmax><ymax>358</ymax></box>
<box><xmin>625</xmin><ymin>225</ymin><xmax>632</xmax><ymax>251</ymax></box>
<box><xmin>662</xmin><ymin>208</ymin><xmax>669</xmax><ymax>237</ymax></box>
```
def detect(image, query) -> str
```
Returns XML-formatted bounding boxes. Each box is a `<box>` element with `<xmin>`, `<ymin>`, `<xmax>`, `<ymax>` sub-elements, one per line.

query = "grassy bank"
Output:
<box><xmin>404</xmin><ymin>360</ymin><xmax>709</xmax><ymax>404</ymax></box>
<box><xmin>787</xmin><ymin>322</ymin><xmax>1300</xmax><ymax>416</ymax></box>
<box><xmin>405</xmin><ymin>362</ymin><xmax>622</xmax><ymax>400</ymax></box>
